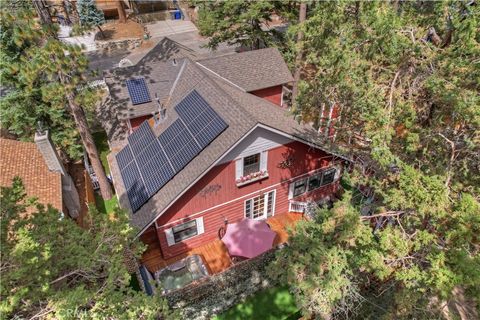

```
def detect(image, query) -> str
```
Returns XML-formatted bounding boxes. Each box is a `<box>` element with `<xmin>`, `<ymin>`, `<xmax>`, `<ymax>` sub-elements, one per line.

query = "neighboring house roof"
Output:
<box><xmin>196</xmin><ymin>47</ymin><xmax>294</xmax><ymax>92</ymax></box>
<box><xmin>108</xmin><ymin>58</ymin><xmax>348</xmax><ymax>236</ymax></box>
<box><xmin>104</xmin><ymin>58</ymin><xmax>184</xmax><ymax>120</ymax></box>
<box><xmin>103</xmin><ymin>43</ymin><xmax>293</xmax><ymax>124</ymax></box>
<box><xmin>103</xmin><ymin>38</ymin><xmax>201</xmax><ymax>122</ymax></box>
<box><xmin>0</xmin><ymin>138</ymin><xmax>63</xmax><ymax>211</ymax></box>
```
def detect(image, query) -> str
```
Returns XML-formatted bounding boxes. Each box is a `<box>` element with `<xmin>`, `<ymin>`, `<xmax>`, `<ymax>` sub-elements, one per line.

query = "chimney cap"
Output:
<box><xmin>36</xmin><ymin>121</ymin><xmax>46</xmax><ymax>135</ymax></box>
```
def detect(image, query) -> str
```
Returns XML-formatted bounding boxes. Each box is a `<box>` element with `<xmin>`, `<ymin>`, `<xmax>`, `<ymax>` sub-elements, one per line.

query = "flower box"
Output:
<box><xmin>236</xmin><ymin>170</ymin><xmax>269</xmax><ymax>187</ymax></box>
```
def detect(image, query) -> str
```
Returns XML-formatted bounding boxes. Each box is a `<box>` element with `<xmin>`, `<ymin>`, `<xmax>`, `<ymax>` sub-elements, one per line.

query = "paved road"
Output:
<box><xmin>145</xmin><ymin>20</ymin><xmax>197</xmax><ymax>38</ymax></box>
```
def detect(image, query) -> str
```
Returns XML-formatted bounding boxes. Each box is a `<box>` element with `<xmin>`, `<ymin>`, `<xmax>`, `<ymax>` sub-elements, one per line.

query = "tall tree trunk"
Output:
<box><xmin>66</xmin><ymin>93</ymin><xmax>113</xmax><ymax>199</ymax></box>
<box><xmin>291</xmin><ymin>2</ymin><xmax>307</xmax><ymax>111</ymax></box>
<box><xmin>32</xmin><ymin>0</ymin><xmax>52</xmax><ymax>25</ymax></box>
<box><xmin>116</xmin><ymin>0</ymin><xmax>127</xmax><ymax>23</ymax></box>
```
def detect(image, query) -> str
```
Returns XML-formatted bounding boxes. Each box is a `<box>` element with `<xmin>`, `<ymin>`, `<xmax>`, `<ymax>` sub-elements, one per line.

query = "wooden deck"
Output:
<box><xmin>140</xmin><ymin>212</ymin><xmax>304</xmax><ymax>275</ymax></box>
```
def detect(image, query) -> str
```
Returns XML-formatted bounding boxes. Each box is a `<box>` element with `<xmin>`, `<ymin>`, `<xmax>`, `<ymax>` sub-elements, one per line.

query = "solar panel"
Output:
<box><xmin>126</xmin><ymin>183</ymin><xmax>149</xmax><ymax>212</ymax></box>
<box><xmin>128</xmin><ymin>121</ymin><xmax>156</xmax><ymax>155</ymax></box>
<box><xmin>175</xmin><ymin>90</ymin><xmax>228</xmax><ymax>149</ymax></box>
<box><xmin>116</xmin><ymin>145</ymin><xmax>134</xmax><ymax>168</ymax></box>
<box><xmin>160</xmin><ymin>127</ymin><xmax>195</xmax><ymax>160</ymax></box>
<box><xmin>126</xmin><ymin>78</ymin><xmax>151</xmax><ymax>105</ymax></box>
<box><xmin>139</xmin><ymin>151</ymin><xmax>171</xmax><ymax>183</ymax></box>
<box><xmin>115</xmin><ymin>89</ymin><xmax>228</xmax><ymax>213</ymax></box>
<box><xmin>175</xmin><ymin>90</ymin><xmax>210</xmax><ymax>124</ymax></box>
<box><xmin>143</xmin><ymin>162</ymin><xmax>175</xmax><ymax>196</ymax></box>
<box><xmin>136</xmin><ymin>139</ymin><xmax>163</xmax><ymax>166</ymax></box>
<box><xmin>170</xmin><ymin>139</ymin><xmax>202</xmax><ymax>172</ymax></box>
<box><xmin>196</xmin><ymin>116</ymin><xmax>228</xmax><ymax>148</ymax></box>
<box><xmin>120</xmin><ymin>161</ymin><xmax>143</xmax><ymax>190</ymax></box>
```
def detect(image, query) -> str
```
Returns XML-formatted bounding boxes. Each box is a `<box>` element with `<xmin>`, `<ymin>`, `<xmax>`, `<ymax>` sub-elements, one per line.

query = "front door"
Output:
<box><xmin>245</xmin><ymin>190</ymin><xmax>276</xmax><ymax>220</ymax></box>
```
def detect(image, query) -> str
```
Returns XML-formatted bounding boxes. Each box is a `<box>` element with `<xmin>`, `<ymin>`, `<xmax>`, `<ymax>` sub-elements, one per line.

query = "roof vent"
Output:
<box><xmin>153</xmin><ymin>93</ymin><xmax>167</xmax><ymax>126</ymax></box>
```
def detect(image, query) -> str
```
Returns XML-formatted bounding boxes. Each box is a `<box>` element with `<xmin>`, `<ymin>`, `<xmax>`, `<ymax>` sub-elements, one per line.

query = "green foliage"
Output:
<box><xmin>295</xmin><ymin>1</ymin><xmax>479</xmax><ymax>190</ymax></box>
<box><xmin>272</xmin><ymin>185</ymin><xmax>480</xmax><ymax>318</ymax></box>
<box><xmin>213</xmin><ymin>286</ymin><xmax>299</xmax><ymax>320</ymax></box>
<box><xmin>0</xmin><ymin>9</ymin><xmax>101</xmax><ymax>160</ymax></box>
<box><xmin>92</xmin><ymin>130</ymin><xmax>111</xmax><ymax>175</ymax></box>
<box><xmin>0</xmin><ymin>178</ymin><xmax>175</xmax><ymax>319</ymax></box>
<box><xmin>70</xmin><ymin>23</ymin><xmax>92</xmax><ymax>37</ymax></box>
<box><xmin>193</xmin><ymin>0</ymin><xmax>287</xmax><ymax>50</ymax></box>
<box><xmin>76</xmin><ymin>0</ymin><xmax>105</xmax><ymax>29</ymax></box>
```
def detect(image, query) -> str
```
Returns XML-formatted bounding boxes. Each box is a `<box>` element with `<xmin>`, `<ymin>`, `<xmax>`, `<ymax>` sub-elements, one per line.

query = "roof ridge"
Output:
<box><xmin>168</xmin><ymin>59</ymin><xmax>259</xmax><ymax>127</ymax></box>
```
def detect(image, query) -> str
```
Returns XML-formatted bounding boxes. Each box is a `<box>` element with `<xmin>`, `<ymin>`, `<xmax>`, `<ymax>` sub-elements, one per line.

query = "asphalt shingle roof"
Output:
<box><xmin>105</xmin><ymin>41</ymin><xmax>345</xmax><ymax>235</ymax></box>
<box><xmin>197</xmin><ymin>47</ymin><xmax>294</xmax><ymax>92</ymax></box>
<box><xmin>0</xmin><ymin>138</ymin><xmax>62</xmax><ymax>211</ymax></box>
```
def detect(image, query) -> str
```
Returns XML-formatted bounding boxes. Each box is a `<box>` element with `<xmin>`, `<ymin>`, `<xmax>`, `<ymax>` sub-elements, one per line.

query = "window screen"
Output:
<box><xmin>293</xmin><ymin>179</ymin><xmax>307</xmax><ymax>197</ymax></box>
<box><xmin>321</xmin><ymin>168</ymin><xmax>336</xmax><ymax>186</ymax></box>
<box><xmin>172</xmin><ymin>220</ymin><xmax>198</xmax><ymax>243</ymax></box>
<box><xmin>243</xmin><ymin>153</ymin><xmax>260</xmax><ymax>176</ymax></box>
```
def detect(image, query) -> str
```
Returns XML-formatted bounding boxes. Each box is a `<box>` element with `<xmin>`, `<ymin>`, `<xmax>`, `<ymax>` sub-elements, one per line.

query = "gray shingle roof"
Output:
<box><xmin>197</xmin><ymin>47</ymin><xmax>294</xmax><ymax>92</ymax></box>
<box><xmin>109</xmin><ymin>60</ymin><xmax>347</xmax><ymax>236</ymax></box>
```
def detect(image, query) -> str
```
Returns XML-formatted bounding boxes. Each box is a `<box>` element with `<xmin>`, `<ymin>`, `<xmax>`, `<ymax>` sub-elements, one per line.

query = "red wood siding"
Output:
<box><xmin>249</xmin><ymin>85</ymin><xmax>283</xmax><ymax>107</ymax></box>
<box><xmin>130</xmin><ymin>115</ymin><xmax>152</xmax><ymax>131</ymax></box>
<box><xmin>154</xmin><ymin>141</ymin><xmax>341</xmax><ymax>259</ymax></box>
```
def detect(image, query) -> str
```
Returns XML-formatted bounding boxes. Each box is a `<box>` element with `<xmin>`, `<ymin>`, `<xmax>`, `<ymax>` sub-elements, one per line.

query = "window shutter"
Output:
<box><xmin>165</xmin><ymin>228</ymin><xmax>175</xmax><ymax>246</ymax></box>
<box><xmin>235</xmin><ymin>158</ymin><xmax>243</xmax><ymax>179</ymax></box>
<box><xmin>245</xmin><ymin>199</ymin><xmax>252</xmax><ymax>218</ymax></box>
<box><xmin>334</xmin><ymin>166</ymin><xmax>341</xmax><ymax>180</ymax></box>
<box><xmin>260</xmin><ymin>151</ymin><xmax>268</xmax><ymax>171</ymax></box>
<box><xmin>288</xmin><ymin>182</ymin><xmax>294</xmax><ymax>199</ymax></box>
<box><xmin>196</xmin><ymin>217</ymin><xmax>205</xmax><ymax>235</ymax></box>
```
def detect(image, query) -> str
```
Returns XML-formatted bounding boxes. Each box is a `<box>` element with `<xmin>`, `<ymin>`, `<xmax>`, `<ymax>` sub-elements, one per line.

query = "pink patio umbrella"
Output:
<box><xmin>221</xmin><ymin>219</ymin><xmax>277</xmax><ymax>259</ymax></box>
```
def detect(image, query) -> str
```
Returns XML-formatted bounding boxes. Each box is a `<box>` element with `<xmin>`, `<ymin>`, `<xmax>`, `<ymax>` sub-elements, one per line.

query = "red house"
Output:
<box><xmin>104</xmin><ymin>40</ymin><xmax>348</xmax><ymax>287</ymax></box>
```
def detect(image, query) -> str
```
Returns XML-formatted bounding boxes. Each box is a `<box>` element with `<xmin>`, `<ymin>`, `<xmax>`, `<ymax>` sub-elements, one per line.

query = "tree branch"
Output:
<box><xmin>361</xmin><ymin>211</ymin><xmax>406</xmax><ymax>220</ymax></box>
<box><xmin>438</xmin><ymin>132</ymin><xmax>456</xmax><ymax>188</ymax></box>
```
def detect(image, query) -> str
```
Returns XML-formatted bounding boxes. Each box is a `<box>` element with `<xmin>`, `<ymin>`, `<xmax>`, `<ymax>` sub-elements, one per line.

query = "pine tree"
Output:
<box><xmin>271</xmin><ymin>1</ymin><xmax>480</xmax><ymax>318</ymax></box>
<box><xmin>193</xmin><ymin>0</ymin><xmax>283</xmax><ymax>50</ymax></box>
<box><xmin>0</xmin><ymin>177</ymin><xmax>176</xmax><ymax>319</ymax></box>
<box><xmin>76</xmin><ymin>0</ymin><xmax>105</xmax><ymax>38</ymax></box>
<box><xmin>0</xmin><ymin>8</ymin><xmax>113</xmax><ymax>199</ymax></box>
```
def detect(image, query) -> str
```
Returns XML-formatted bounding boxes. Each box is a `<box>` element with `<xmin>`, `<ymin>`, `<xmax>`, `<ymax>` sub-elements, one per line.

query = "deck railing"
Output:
<box><xmin>289</xmin><ymin>200</ymin><xmax>308</xmax><ymax>213</ymax></box>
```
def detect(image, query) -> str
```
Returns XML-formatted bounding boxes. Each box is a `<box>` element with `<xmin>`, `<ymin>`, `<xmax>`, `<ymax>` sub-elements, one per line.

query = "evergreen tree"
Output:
<box><xmin>192</xmin><ymin>0</ymin><xmax>285</xmax><ymax>50</ymax></box>
<box><xmin>0</xmin><ymin>177</ymin><xmax>176</xmax><ymax>319</ymax></box>
<box><xmin>76</xmin><ymin>0</ymin><xmax>105</xmax><ymax>37</ymax></box>
<box><xmin>0</xmin><ymin>8</ymin><xmax>113</xmax><ymax>199</ymax></box>
<box><xmin>270</xmin><ymin>1</ymin><xmax>480</xmax><ymax>319</ymax></box>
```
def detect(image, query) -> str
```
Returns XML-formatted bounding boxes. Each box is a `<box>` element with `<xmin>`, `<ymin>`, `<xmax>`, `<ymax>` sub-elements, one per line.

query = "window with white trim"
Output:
<box><xmin>292</xmin><ymin>179</ymin><xmax>307</xmax><ymax>197</ymax></box>
<box><xmin>172</xmin><ymin>220</ymin><xmax>197</xmax><ymax>243</ymax></box>
<box><xmin>308</xmin><ymin>174</ymin><xmax>321</xmax><ymax>191</ymax></box>
<box><xmin>245</xmin><ymin>190</ymin><xmax>275</xmax><ymax>219</ymax></box>
<box><xmin>243</xmin><ymin>153</ymin><xmax>260</xmax><ymax>176</ymax></box>
<box><xmin>165</xmin><ymin>217</ymin><xmax>205</xmax><ymax>246</ymax></box>
<box><xmin>321</xmin><ymin>168</ymin><xmax>336</xmax><ymax>186</ymax></box>
<box><xmin>289</xmin><ymin>167</ymin><xmax>338</xmax><ymax>199</ymax></box>
<box><xmin>235</xmin><ymin>151</ymin><xmax>269</xmax><ymax>184</ymax></box>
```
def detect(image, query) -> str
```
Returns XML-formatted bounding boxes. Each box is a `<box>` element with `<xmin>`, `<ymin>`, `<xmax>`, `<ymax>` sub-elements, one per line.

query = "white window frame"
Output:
<box><xmin>235</xmin><ymin>151</ymin><xmax>268</xmax><ymax>180</ymax></box>
<box><xmin>244</xmin><ymin>190</ymin><xmax>276</xmax><ymax>220</ymax></box>
<box><xmin>164</xmin><ymin>217</ymin><xmax>205</xmax><ymax>246</ymax></box>
<box><xmin>288</xmin><ymin>167</ymin><xmax>338</xmax><ymax>199</ymax></box>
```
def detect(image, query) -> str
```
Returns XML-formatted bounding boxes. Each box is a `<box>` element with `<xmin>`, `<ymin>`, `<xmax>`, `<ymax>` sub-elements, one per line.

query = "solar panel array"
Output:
<box><xmin>116</xmin><ymin>90</ymin><xmax>228</xmax><ymax>212</ymax></box>
<box><xmin>126</xmin><ymin>78</ymin><xmax>152</xmax><ymax>105</ymax></box>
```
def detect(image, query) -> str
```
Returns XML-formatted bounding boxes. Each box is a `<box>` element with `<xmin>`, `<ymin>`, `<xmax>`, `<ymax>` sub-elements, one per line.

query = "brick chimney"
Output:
<box><xmin>34</xmin><ymin>130</ymin><xmax>80</xmax><ymax>219</ymax></box>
